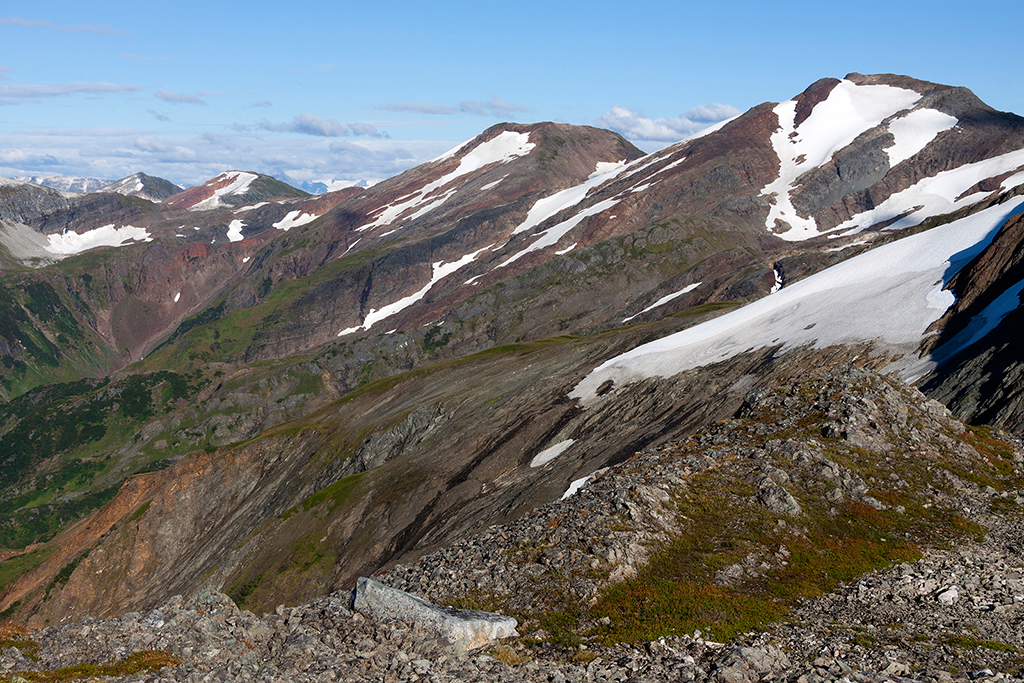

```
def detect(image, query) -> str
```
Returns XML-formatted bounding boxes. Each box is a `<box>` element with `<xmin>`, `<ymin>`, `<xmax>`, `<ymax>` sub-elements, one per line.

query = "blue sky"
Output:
<box><xmin>1</xmin><ymin>1</ymin><xmax>1021</xmax><ymax>190</ymax></box>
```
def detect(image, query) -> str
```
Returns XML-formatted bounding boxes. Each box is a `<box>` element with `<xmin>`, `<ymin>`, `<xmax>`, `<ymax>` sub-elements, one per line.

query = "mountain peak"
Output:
<box><xmin>163</xmin><ymin>171</ymin><xmax>308</xmax><ymax>211</ymax></box>
<box><xmin>102</xmin><ymin>172</ymin><xmax>183</xmax><ymax>202</ymax></box>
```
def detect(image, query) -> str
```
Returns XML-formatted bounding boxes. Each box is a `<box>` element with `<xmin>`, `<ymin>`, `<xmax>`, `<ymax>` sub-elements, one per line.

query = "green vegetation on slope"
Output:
<box><xmin>0</xmin><ymin>370</ymin><xmax>203</xmax><ymax>549</ymax></box>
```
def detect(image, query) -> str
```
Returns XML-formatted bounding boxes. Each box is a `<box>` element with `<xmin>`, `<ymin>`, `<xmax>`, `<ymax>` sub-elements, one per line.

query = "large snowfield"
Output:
<box><xmin>571</xmin><ymin>198</ymin><xmax>1024</xmax><ymax>404</ymax></box>
<box><xmin>44</xmin><ymin>224</ymin><xmax>152</xmax><ymax>255</ymax></box>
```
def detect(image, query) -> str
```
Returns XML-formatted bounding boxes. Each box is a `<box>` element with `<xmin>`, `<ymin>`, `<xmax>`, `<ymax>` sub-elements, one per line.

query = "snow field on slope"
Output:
<box><xmin>44</xmin><ymin>224</ymin><xmax>152</xmax><ymax>255</ymax></box>
<box><xmin>356</xmin><ymin>131</ymin><xmax>535</xmax><ymax>233</ymax></box>
<box><xmin>273</xmin><ymin>210</ymin><xmax>319</xmax><ymax>231</ymax></box>
<box><xmin>509</xmin><ymin>162</ymin><xmax>626</xmax><ymax>238</ymax></box>
<box><xmin>762</xmin><ymin>80</ymin><xmax>923</xmax><ymax>241</ymax></box>
<box><xmin>570</xmin><ymin>198</ymin><xmax>1024</xmax><ymax>404</ymax></box>
<box><xmin>622</xmin><ymin>282</ymin><xmax>702</xmax><ymax>323</ymax></box>
<box><xmin>337</xmin><ymin>244</ymin><xmax>495</xmax><ymax>337</ymax></box>
<box><xmin>497</xmin><ymin>155</ymin><xmax>675</xmax><ymax>268</ymax></box>
<box><xmin>235</xmin><ymin>202</ymin><xmax>270</xmax><ymax>213</ymax></box>
<box><xmin>190</xmin><ymin>172</ymin><xmax>258</xmax><ymax>211</ymax></box>
<box><xmin>887</xmin><ymin>108</ymin><xmax>958</xmax><ymax>167</ymax></box>
<box><xmin>226</xmin><ymin>220</ymin><xmax>245</xmax><ymax>242</ymax></box>
<box><xmin>836</xmin><ymin>147</ymin><xmax>1024</xmax><ymax>235</ymax></box>
<box><xmin>530</xmin><ymin>439</ymin><xmax>575</xmax><ymax>468</ymax></box>
<box><xmin>909</xmin><ymin>274</ymin><xmax>1024</xmax><ymax>381</ymax></box>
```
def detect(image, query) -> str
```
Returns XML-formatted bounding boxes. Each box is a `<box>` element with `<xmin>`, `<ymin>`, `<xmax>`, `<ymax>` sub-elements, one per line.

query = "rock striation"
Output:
<box><xmin>4</xmin><ymin>364</ymin><xmax>1024</xmax><ymax>681</ymax></box>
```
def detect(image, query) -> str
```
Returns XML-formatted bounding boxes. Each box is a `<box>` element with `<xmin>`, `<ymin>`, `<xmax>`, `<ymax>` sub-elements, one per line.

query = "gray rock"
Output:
<box><xmin>352</xmin><ymin>577</ymin><xmax>518</xmax><ymax>650</ymax></box>
<box><xmin>936</xmin><ymin>586</ymin><xmax>959</xmax><ymax>605</ymax></box>
<box><xmin>756</xmin><ymin>482</ymin><xmax>803</xmax><ymax>516</ymax></box>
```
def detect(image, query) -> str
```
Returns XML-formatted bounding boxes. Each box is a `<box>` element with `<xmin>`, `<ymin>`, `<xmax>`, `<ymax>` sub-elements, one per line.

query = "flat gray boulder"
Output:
<box><xmin>352</xmin><ymin>577</ymin><xmax>518</xmax><ymax>650</ymax></box>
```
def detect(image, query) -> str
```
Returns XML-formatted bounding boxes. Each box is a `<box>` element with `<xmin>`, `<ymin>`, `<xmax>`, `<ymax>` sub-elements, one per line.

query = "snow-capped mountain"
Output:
<box><xmin>14</xmin><ymin>174</ymin><xmax>114</xmax><ymax>194</ymax></box>
<box><xmin>5</xmin><ymin>73</ymin><xmax>1024</xmax><ymax>629</ymax></box>
<box><xmin>101</xmin><ymin>172</ymin><xmax>183</xmax><ymax>202</ymax></box>
<box><xmin>163</xmin><ymin>170</ymin><xmax>309</xmax><ymax>210</ymax></box>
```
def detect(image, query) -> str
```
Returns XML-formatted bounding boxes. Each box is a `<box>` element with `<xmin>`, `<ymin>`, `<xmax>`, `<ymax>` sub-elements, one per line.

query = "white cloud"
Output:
<box><xmin>0</xmin><ymin>82</ymin><xmax>142</xmax><ymax>104</ymax></box>
<box><xmin>256</xmin><ymin>114</ymin><xmax>386</xmax><ymax>138</ymax></box>
<box><xmin>380</xmin><ymin>102</ymin><xmax>460</xmax><ymax>115</ymax></box>
<box><xmin>596</xmin><ymin>103</ymin><xmax>741</xmax><ymax>145</ymax></box>
<box><xmin>0</xmin><ymin>16</ymin><xmax>128</xmax><ymax>35</ymax></box>
<box><xmin>0</xmin><ymin>149</ymin><xmax>60</xmax><ymax>168</ymax></box>
<box><xmin>155</xmin><ymin>89</ymin><xmax>207</xmax><ymax>105</ymax></box>
<box><xmin>0</xmin><ymin>126</ymin><xmax>453</xmax><ymax>189</ymax></box>
<box><xmin>684</xmin><ymin>103</ymin><xmax>741</xmax><ymax>123</ymax></box>
<box><xmin>379</xmin><ymin>95</ymin><xmax>531</xmax><ymax>118</ymax></box>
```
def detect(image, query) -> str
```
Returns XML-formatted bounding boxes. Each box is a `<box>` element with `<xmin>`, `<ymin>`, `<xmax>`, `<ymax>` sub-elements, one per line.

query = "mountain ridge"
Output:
<box><xmin>3</xmin><ymin>74</ymin><xmax>1024</xmax><ymax>672</ymax></box>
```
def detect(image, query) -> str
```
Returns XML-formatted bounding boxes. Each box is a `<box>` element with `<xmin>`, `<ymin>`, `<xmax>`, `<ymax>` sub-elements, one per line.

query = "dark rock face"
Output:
<box><xmin>918</xmin><ymin>210</ymin><xmax>1024</xmax><ymax>430</ymax></box>
<box><xmin>0</xmin><ymin>181</ymin><xmax>71</xmax><ymax>225</ymax></box>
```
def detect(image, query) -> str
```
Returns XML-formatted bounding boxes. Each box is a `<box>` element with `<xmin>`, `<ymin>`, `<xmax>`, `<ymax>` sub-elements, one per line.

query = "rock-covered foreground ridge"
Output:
<box><xmin>3</xmin><ymin>364</ymin><xmax>1024</xmax><ymax>682</ymax></box>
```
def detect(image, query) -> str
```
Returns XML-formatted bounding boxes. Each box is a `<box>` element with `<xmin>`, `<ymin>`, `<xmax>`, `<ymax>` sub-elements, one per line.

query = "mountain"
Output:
<box><xmin>101</xmin><ymin>172</ymin><xmax>184</xmax><ymax>202</ymax></box>
<box><xmin>295</xmin><ymin>178</ymin><xmax>376</xmax><ymax>194</ymax></box>
<box><xmin>2</xmin><ymin>364</ymin><xmax>1022</xmax><ymax>681</ymax></box>
<box><xmin>2</xmin><ymin>73</ymin><xmax>1024</xmax><ymax>664</ymax></box>
<box><xmin>13</xmin><ymin>175</ymin><xmax>114</xmax><ymax>194</ymax></box>
<box><xmin>162</xmin><ymin>170</ymin><xmax>310</xmax><ymax>210</ymax></box>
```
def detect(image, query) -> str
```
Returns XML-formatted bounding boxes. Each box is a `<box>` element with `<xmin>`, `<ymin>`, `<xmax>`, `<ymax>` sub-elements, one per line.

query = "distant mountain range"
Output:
<box><xmin>1</xmin><ymin>73</ymin><xmax>1024</xmax><ymax>638</ymax></box>
<box><xmin>14</xmin><ymin>175</ymin><xmax>114</xmax><ymax>194</ymax></box>
<box><xmin>13</xmin><ymin>172</ymin><xmax>373</xmax><ymax>199</ymax></box>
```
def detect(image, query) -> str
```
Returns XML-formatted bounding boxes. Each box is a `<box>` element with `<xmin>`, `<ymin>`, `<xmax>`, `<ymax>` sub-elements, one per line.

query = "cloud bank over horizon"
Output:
<box><xmin>596</xmin><ymin>103</ymin><xmax>742</xmax><ymax>149</ymax></box>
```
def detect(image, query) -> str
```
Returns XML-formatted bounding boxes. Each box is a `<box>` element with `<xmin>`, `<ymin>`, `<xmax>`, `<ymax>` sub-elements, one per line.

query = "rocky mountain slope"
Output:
<box><xmin>3</xmin><ymin>72</ymin><xmax>1024</xmax><ymax>675</ymax></box>
<box><xmin>2</xmin><ymin>365</ymin><xmax>1023</xmax><ymax>682</ymax></box>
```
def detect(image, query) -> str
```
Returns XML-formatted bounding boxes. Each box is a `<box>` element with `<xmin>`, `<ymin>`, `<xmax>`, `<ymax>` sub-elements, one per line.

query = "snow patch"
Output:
<box><xmin>235</xmin><ymin>202</ymin><xmax>269</xmax><ymax>213</ymax></box>
<box><xmin>886</xmin><ymin>109</ymin><xmax>957</xmax><ymax>166</ymax></box>
<box><xmin>44</xmin><ymin>224</ymin><xmax>152</xmax><ymax>255</ymax></box>
<box><xmin>480</xmin><ymin>175</ymin><xmax>508</xmax><ymax>191</ymax></box>
<box><xmin>190</xmin><ymin>172</ymin><xmax>258</xmax><ymax>211</ymax></box>
<box><xmin>226</xmin><ymin>219</ymin><xmax>246</xmax><ymax>242</ymax></box>
<box><xmin>174</xmin><ymin>292</ymin><xmax>180</xmax><ymax>303</ymax></box>
<box><xmin>338</xmin><ymin>244</ymin><xmax>493</xmax><ymax>336</ymax></box>
<box><xmin>572</xmin><ymin>198</ymin><xmax>1024</xmax><ymax>404</ymax></box>
<box><xmin>273</xmin><ymin>210</ymin><xmax>319</xmax><ymax>231</ymax></box>
<box><xmin>622</xmin><ymin>282</ymin><xmax>702</xmax><ymax>323</ymax></box>
<box><xmin>589</xmin><ymin>160</ymin><xmax>626</xmax><ymax>179</ymax></box>
<box><xmin>1001</xmin><ymin>170</ymin><xmax>1024</xmax><ymax>192</ymax></box>
<box><xmin>530</xmin><ymin>439</ymin><xmax>575</xmax><ymax>468</ymax></box>
<box><xmin>357</xmin><ymin>132</ymin><xmax>534</xmax><ymax>233</ymax></box>
<box><xmin>761</xmin><ymin>80</ymin><xmax>922</xmax><ymax>241</ymax></box>
<box><xmin>511</xmin><ymin>163</ymin><xmax>627</xmax><ymax>237</ymax></box>
<box><xmin>555</xmin><ymin>243</ymin><xmax>577</xmax><ymax>256</ymax></box>
<box><xmin>500</xmin><ymin>198</ymin><xmax>619</xmax><ymax>268</ymax></box>
<box><xmin>561</xmin><ymin>468</ymin><xmax>609</xmax><ymax>500</ymax></box>
<box><xmin>836</xmin><ymin>147</ymin><xmax>1024</xmax><ymax>235</ymax></box>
